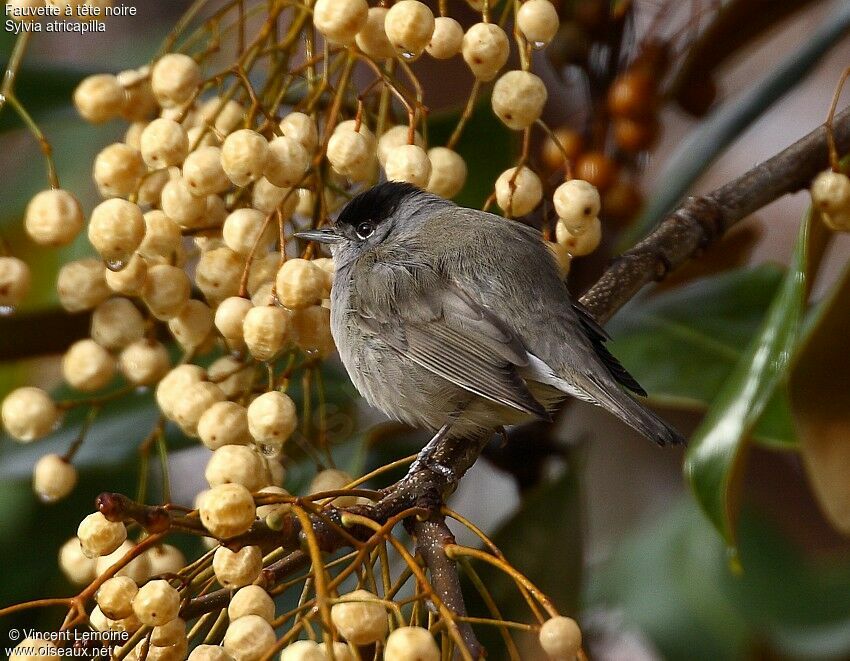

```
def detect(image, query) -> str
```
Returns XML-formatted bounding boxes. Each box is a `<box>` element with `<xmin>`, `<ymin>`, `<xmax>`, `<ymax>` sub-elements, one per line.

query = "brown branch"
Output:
<box><xmin>415</xmin><ymin>516</ymin><xmax>484</xmax><ymax>659</ymax></box>
<box><xmin>580</xmin><ymin>106</ymin><xmax>850</xmax><ymax>324</ymax></box>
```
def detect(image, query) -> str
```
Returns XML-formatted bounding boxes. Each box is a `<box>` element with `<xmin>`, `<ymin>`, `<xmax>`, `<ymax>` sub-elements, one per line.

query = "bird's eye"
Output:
<box><xmin>356</xmin><ymin>221</ymin><xmax>374</xmax><ymax>239</ymax></box>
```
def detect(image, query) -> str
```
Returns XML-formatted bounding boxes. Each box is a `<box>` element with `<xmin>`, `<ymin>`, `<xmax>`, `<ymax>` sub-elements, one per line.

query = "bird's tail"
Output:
<box><xmin>586</xmin><ymin>380</ymin><xmax>685</xmax><ymax>447</ymax></box>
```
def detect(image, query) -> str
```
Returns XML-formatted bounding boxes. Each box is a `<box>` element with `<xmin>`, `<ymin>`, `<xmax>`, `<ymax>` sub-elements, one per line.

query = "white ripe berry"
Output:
<box><xmin>125</xmin><ymin>121</ymin><xmax>147</xmax><ymax>149</ymax></box>
<box><xmin>553</xmin><ymin>179</ymin><xmax>601</xmax><ymax>231</ymax></box>
<box><xmin>538</xmin><ymin>616</ymin><xmax>582</xmax><ymax>660</ymax></box>
<box><xmin>556</xmin><ymin>216</ymin><xmax>601</xmax><ymax>256</ymax></box>
<box><xmin>251</xmin><ymin>178</ymin><xmax>298</xmax><ymax>217</ymax></box>
<box><xmin>213</xmin><ymin>544</ymin><xmax>262</xmax><ymax>589</ymax></box>
<box><xmin>139</xmin><ymin>210</ymin><xmax>182</xmax><ymax>262</ymax></box>
<box><xmin>196</xmin><ymin>247</ymin><xmax>245</xmax><ymax>305</ymax></box>
<box><xmin>118</xmin><ymin>68</ymin><xmax>158</xmax><ymax>123</ymax></box>
<box><xmin>96</xmin><ymin>540</ymin><xmax>153</xmax><ymax>585</ymax></box>
<box><xmin>183</xmin><ymin>146</ymin><xmax>230</xmax><ymax>196</ymax></box>
<box><xmin>138</xmin><ymin>168</ymin><xmax>171</xmax><ymax>208</ymax></box>
<box><xmin>355</xmin><ymin>7</ymin><xmax>395</xmax><ymax>60</ymax></box>
<box><xmin>223</xmin><ymin>208</ymin><xmax>275</xmax><ymax>255</ymax></box>
<box><xmin>118</xmin><ymin>339</ymin><xmax>170</xmax><ymax>386</ymax></box>
<box><xmin>188</xmin><ymin>125</ymin><xmax>221</xmax><ymax>149</ymax></box>
<box><xmin>91</xmin><ymin>298</ymin><xmax>145</xmax><ymax>351</ymax></box>
<box><xmin>309</xmin><ymin>469</ymin><xmax>357</xmax><ymax>507</ymax></box>
<box><xmin>317</xmin><ymin>642</ymin><xmax>354</xmax><ymax>661</ymax></box>
<box><xmin>811</xmin><ymin>169</ymin><xmax>850</xmax><ymax>215</ymax></box>
<box><xmin>313</xmin><ymin>256</ymin><xmax>335</xmax><ymax>284</ymax></box>
<box><xmin>280</xmin><ymin>112</ymin><xmax>318</xmax><ymax>154</ymax></box>
<box><xmin>152</xmin><ymin>617</ymin><xmax>186</xmax><ymax>647</ymax></box>
<box><xmin>385</xmin><ymin>626</ymin><xmax>440</xmax><ymax>661</ymax></box>
<box><xmin>146</xmin><ymin>544</ymin><xmax>187</xmax><ymax>577</ymax></box>
<box><xmin>275</xmin><ymin>258</ymin><xmax>325</xmax><ymax>309</ymax></box>
<box><xmin>208</xmin><ymin>356</ymin><xmax>252</xmax><ymax>398</ymax></box>
<box><xmin>132</xmin><ymin>579</ymin><xmax>180</xmax><ymax>626</ymax></box>
<box><xmin>93</xmin><ymin>142</ymin><xmax>146</xmax><ymax>199</ymax></box>
<box><xmin>313</xmin><ymin>0</ymin><xmax>369</xmax><ymax>45</ymax></box>
<box><xmin>168</xmin><ymin>299</ymin><xmax>213</xmax><ymax>349</ymax></box>
<box><xmin>517</xmin><ymin>0</ymin><xmax>560</xmax><ymax>46</ymax></box>
<box><xmin>492</xmin><ymin>70</ymin><xmax>548</xmax><ymax>130</ymax></box>
<box><xmin>62</xmin><ymin>339</ymin><xmax>115</xmax><ymax>392</ymax></box>
<box><xmin>201</xmin><ymin>483</ymin><xmax>257</xmax><ymax>539</ymax></box>
<box><xmin>265</xmin><ymin>136</ymin><xmax>310</xmax><ymax>188</ymax></box>
<box><xmin>24</xmin><ymin>189</ymin><xmax>84</xmax><ymax>247</ymax></box>
<box><xmin>88</xmin><ymin>198</ymin><xmax>145</xmax><ymax>265</ymax></box>
<box><xmin>377</xmin><ymin>124</ymin><xmax>425</xmax><ymax>167</ymax></box>
<box><xmin>0</xmin><ymin>256</ymin><xmax>31</xmax><ymax>309</ymax></box>
<box><xmin>215</xmin><ymin>296</ymin><xmax>254</xmax><ymax>349</ymax></box>
<box><xmin>247</xmin><ymin>391</ymin><xmax>298</xmax><ymax>450</ymax></box>
<box><xmin>2</xmin><ymin>387</ymin><xmax>59</xmax><ymax>442</ymax></box>
<box><xmin>189</xmin><ymin>645</ymin><xmax>235</xmax><ymax>661</ymax></box>
<box><xmin>427</xmin><ymin>147</ymin><xmax>467</xmax><ymax>198</ymax></box>
<box><xmin>243</xmin><ymin>305</ymin><xmax>292</xmax><ymax>361</ymax></box>
<box><xmin>384</xmin><ymin>0</ymin><xmax>435</xmax><ymax>60</ymax></box>
<box><xmin>59</xmin><ymin>537</ymin><xmax>98</xmax><ymax>585</ymax></box>
<box><xmin>229</xmin><ymin>585</ymin><xmax>275</xmax><ymax>622</ymax></box>
<box><xmin>327</xmin><ymin>129</ymin><xmax>374</xmax><ymax>181</ymax></box>
<box><xmin>495</xmin><ymin>166</ymin><xmax>543</xmax><ymax>216</ymax></box>
<box><xmin>33</xmin><ymin>453</ymin><xmax>77</xmax><ymax>502</ymax></box>
<box><xmin>57</xmin><ymin>258</ymin><xmax>110</xmax><ymax>312</ymax></box>
<box><xmin>198</xmin><ymin>401</ymin><xmax>252</xmax><ymax>450</ymax></box>
<box><xmin>151</xmin><ymin>53</ymin><xmax>201</xmax><ymax>108</ymax></box>
<box><xmin>462</xmin><ymin>23</ymin><xmax>510</xmax><ymax>81</ymax></box>
<box><xmin>9</xmin><ymin>638</ymin><xmax>60</xmax><ymax>661</ymax></box>
<box><xmin>385</xmin><ymin>144</ymin><xmax>432</xmax><ymax>187</ymax></box>
<box><xmin>427</xmin><ymin>16</ymin><xmax>464</xmax><ymax>59</ymax></box>
<box><xmin>141</xmin><ymin>118</ymin><xmax>189</xmax><ymax>168</ymax></box>
<box><xmin>78</xmin><ymin>512</ymin><xmax>127</xmax><ymax>558</ymax></box>
<box><xmin>142</xmin><ymin>264</ymin><xmax>191</xmax><ymax>320</ymax></box>
<box><xmin>205</xmin><ymin>444</ymin><xmax>266</xmax><ymax>491</ymax></box>
<box><xmin>74</xmin><ymin>74</ymin><xmax>124</xmax><ymax>123</ymax></box>
<box><xmin>292</xmin><ymin>305</ymin><xmax>335</xmax><ymax>356</ymax></box>
<box><xmin>331</xmin><ymin>589</ymin><xmax>388</xmax><ymax>645</ymax></box>
<box><xmin>160</xmin><ymin>177</ymin><xmax>206</xmax><ymax>228</ymax></box>
<box><xmin>104</xmin><ymin>254</ymin><xmax>148</xmax><ymax>297</ymax></box>
<box><xmin>97</xmin><ymin>575</ymin><xmax>138</xmax><ymax>619</ymax></box>
<box><xmin>280</xmin><ymin>641</ymin><xmax>324</xmax><ymax>661</ymax></box>
<box><xmin>156</xmin><ymin>364</ymin><xmax>206</xmax><ymax>419</ymax></box>
<box><xmin>174</xmin><ymin>381</ymin><xmax>226</xmax><ymax>437</ymax></box>
<box><xmin>222</xmin><ymin>130</ymin><xmax>269</xmax><ymax>187</ymax></box>
<box><xmin>200</xmin><ymin>97</ymin><xmax>245</xmax><ymax>136</ymax></box>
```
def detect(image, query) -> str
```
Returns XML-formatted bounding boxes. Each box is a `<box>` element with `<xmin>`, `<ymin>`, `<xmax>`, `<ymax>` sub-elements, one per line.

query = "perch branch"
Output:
<box><xmin>580</xmin><ymin>106</ymin><xmax>850</xmax><ymax>323</ymax></box>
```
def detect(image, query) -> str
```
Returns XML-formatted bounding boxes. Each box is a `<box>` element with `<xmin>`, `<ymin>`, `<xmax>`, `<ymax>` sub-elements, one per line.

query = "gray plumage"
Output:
<box><xmin>296</xmin><ymin>182</ymin><xmax>684</xmax><ymax>448</ymax></box>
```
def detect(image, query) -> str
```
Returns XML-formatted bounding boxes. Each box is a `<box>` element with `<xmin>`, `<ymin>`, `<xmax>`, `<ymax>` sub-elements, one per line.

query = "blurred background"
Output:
<box><xmin>2</xmin><ymin>1</ymin><xmax>850</xmax><ymax>659</ymax></box>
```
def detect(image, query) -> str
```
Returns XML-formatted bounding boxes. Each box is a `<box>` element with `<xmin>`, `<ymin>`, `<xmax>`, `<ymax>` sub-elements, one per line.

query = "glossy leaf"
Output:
<box><xmin>790</xmin><ymin>255</ymin><xmax>850</xmax><ymax>534</ymax></box>
<box><xmin>626</xmin><ymin>0</ymin><xmax>850</xmax><ymax>244</ymax></box>
<box><xmin>587</xmin><ymin>499</ymin><xmax>850</xmax><ymax>660</ymax></box>
<box><xmin>683</xmin><ymin>212</ymin><xmax>813</xmax><ymax>556</ymax></box>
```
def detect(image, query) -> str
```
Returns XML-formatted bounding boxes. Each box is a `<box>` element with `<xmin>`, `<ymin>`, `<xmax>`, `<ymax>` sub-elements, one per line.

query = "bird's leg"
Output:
<box><xmin>406</xmin><ymin>423</ymin><xmax>456</xmax><ymax>482</ymax></box>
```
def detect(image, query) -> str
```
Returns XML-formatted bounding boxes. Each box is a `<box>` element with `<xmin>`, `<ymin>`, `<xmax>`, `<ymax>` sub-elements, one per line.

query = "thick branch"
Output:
<box><xmin>414</xmin><ymin>516</ymin><xmax>483</xmax><ymax>659</ymax></box>
<box><xmin>580</xmin><ymin>106</ymin><xmax>850</xmax><ymax>323</ymax></box>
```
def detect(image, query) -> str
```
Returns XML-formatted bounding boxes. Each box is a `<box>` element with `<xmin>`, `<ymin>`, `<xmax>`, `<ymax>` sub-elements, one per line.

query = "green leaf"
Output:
<box><xmin>607</xmin><ymin>265</ymin><xmax>785</xmax><ymax>410</ymax></box>
<box><xmin>625</xmin><ymin>0</ymin><xmax>850</xmax><ymax>244</ymax></box>
<box><xmin>587</xmin><ymin>498</ymin><xmax>850</xmax><ymax>660</ymax></box>
<box><xmin>683</xmin><ymin>211</ymin><xmax>814</xmax><ymax>557</ymax></box>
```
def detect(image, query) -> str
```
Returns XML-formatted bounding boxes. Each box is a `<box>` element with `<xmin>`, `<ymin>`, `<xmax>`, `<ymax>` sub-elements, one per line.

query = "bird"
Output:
<box><xmin>296</xmin><ymin>182</ymin><xmax>684</xmax><ymax>476</ymax></box>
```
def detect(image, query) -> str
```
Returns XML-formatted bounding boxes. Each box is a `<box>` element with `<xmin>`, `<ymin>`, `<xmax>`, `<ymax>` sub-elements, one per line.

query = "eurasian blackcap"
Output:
<box><xmin>296</xmin><ymin>182</ymin><xmax>683</xmax><ymax>474</ymax></box>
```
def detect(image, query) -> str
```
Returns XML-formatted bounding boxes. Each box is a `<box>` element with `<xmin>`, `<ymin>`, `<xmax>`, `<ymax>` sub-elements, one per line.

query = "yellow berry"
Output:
<box><xmin>275</xmin><ymin>258</ymin><xmax>326</xmax><ymax>309</ymax></box>
<box><xmin>517</xmin><ymin>0</ymin><xmax>560</xmax><ymax>46</ymax></box>
<box><xmin>200</xmin><ymin>483</ymin><xmax>256</xmax><ymax>539</ymax></box>
<box><xmin>74</xmin><ymin>74</ymin><xmax>124</xmax><ymax>123</ymax></box>
<box><xmin>385</xmin><ymin>144</ymin><xmax>431</xmax><ymax>187</ymax></box>
<box><xmin>222</xmin><ymin>129</ymin><xmax>269</xmax><ymax>187</ymax></box>
<box><xmin>538</xmin><ymin>616</ymin><xmax>582</xmax><ymax>660</ymax></box>
<box><xmin>385</xmin><ymin>626</ymin><xmax>440</xmax><ymax>661</ymax></box>
<box><xmin>355</xmin><ymin>7</ymin><xmax>396</xmax><ymax>60</ymax></box>
<box><xmin>140</xmin><ymin>118</ymin><xmax>189</xmax><ymax>168</ymax></box>
<box><xmin>78</xmin><ymin>511</ymin><xmax>127</xmax><ymax>558</ymax></box>
<box><xmin>132</xmin><ymin>579</ymin><xmax>180</xmax><ymax>626</ymax></box>
<box><xmin>2</xmin><ymin>387</ymin><xmax>59</xmax><ymax>442</ymax></box>
<box><xmin>330</xmin><ymin>589</ymin><xmax>388</xmax><ymax>645</ymax></box>
<box><xmin>0</xmin><ymin>256</ymin><xmax>31</xmax><ymax>309</ymax></box>
<box><xmin>243</xmin><ymin>305</ymin><xmax>293</xmax><ymax>361</ymax></box>
<box><xmin>556</xmin><ymin>216</ymin><xmax>602</xmax><ymax>256</ymax></box>
<box><xmin>151</xmin><ymin>53</ymin><xmax>201</xmax><ymax>108</ymax></box>
<box><xmin>495</xmin><ymin>166</ymin><xmax>543</xmax><ymax>216</ymax></box>
<box><xmin>24</xmin><ymin>189</ymin><xmax>84</xmax><ymax>247</ymax></box>
<box><xmin>142</xmin><ymin>264</ymin><xmax>191</xmax><ymax>320</ymax></box>
<box><xmin>93</xmin><ymin>142</ymin><xmax>145</xmax><ymax>199</ymax></box>
<box><xmin>426</xmin><ymin>147</ymin><xmax>467</xmax><ymax>198</ymax></box>
<box><xmin>313</xmin><ymin>0</ymin><xmax>369</xmax><ymax>45</ymax></box>
<box><xmin>247</xmin><ymin>391</ymin><xmax>298</xmax><ymax>450</ymax></box>
<box><xmin>118</xmin><ymin>339</ymin><xmax>170</xmax><ymax>386</ymax></box>
<box><xmin>57</xmin><ymin>258</ymin><xmax>110</xmax><ymax>312</ymax></box>
<box><xmin>205</xmin><ymin>444</ymin><xmax>266</xmax><ymax>491</ymax></box>
<box><xmin>91</xmin><ymin>297</ymin><xmax>145</xmax><ymax>351</ymax></box>
<box><xmin>88</xmin><ymin>198</ymin><xmax>145</xmax><ymax>265</ymax></box>
<box><xmin>462</xmin><ymin>23</ymin><xmax>510</xmax><ymax>81</ymax></box>
<box><xmin>33</xmin><ymin>453</ymin><xmax>77</xmax><ymax>503</ymax></box>
<box><xmin>427</xmin><ymin>16</ymin><xmax>464</xmax><ymax>59</ymax></box>
<box><xmin>265</xmin><ymin>136</ymin><xmax>310</xmax><ymax>188</ymax></box>
<box><xmin>279</xmin><ymin>112</ymin><xmax>318</xmax><ymax>154</ymax></box>
<box><xmin>384</xmin><ymin>0</ymin><xmax>435</xmax><ymax>60</ymax></box>
<box><xmin>491</xmin><ymin>70</ymin><xmax>548</xmax><ymax>130</ymax></box>
<box><xmin>173</xmin><ymin>381</ymin><xmax>226</xmax><ymax>437</ymax></box>
<box><xmin>553</xmin><ymin>179</ymin><xmax>601</xmax><ymax>230</ymax></box>
<box><xmin>62</xmin><ymin>339</ymin><xmax>115</xmax><ymax>392</ymax></box>
<box><xmin>213</xmin><ymin>545</ymin><xmax>262</xmax><ymax>589</ymax></box>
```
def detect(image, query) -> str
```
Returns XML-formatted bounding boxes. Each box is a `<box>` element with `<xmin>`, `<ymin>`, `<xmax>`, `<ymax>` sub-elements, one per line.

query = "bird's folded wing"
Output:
<box><xmin>357</xmin><ymin>282</ymin><xmax>549</xmax><ymax>419</ymax></box>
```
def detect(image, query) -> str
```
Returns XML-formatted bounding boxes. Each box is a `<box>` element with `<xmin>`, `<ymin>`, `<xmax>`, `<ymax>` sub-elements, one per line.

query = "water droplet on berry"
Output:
<box><xmin>105</xmin><ymin>259</ymin><xmax>127</xmax><ymax>272</ymax></box>
<box><xmin>0</xmin><ymin>305</ymin><xmax>16</xmax><ymax>317</ymax></box>
<box><xmin>401</xmin><ymin>50</ymin><xmax>415</xmax><ymax>60</ymax></box>
<box><xmin>532</xmin><ymin>41</ymin><xmax>546</xmax><ymax>50</ymax></box>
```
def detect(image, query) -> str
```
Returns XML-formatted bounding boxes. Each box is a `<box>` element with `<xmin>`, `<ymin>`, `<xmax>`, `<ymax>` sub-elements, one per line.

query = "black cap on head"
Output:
<box><xmin>335</xmin><ymin>181</ymin><xmax>423</xmax><ymax>229</ymax></box>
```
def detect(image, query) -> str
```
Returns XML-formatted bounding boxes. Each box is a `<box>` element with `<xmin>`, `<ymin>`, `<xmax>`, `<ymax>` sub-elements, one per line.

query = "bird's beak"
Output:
<box><xmin>294</xmin><ymin>228</ymin><xmax>345</xmax><ymax>245</ymax></box>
